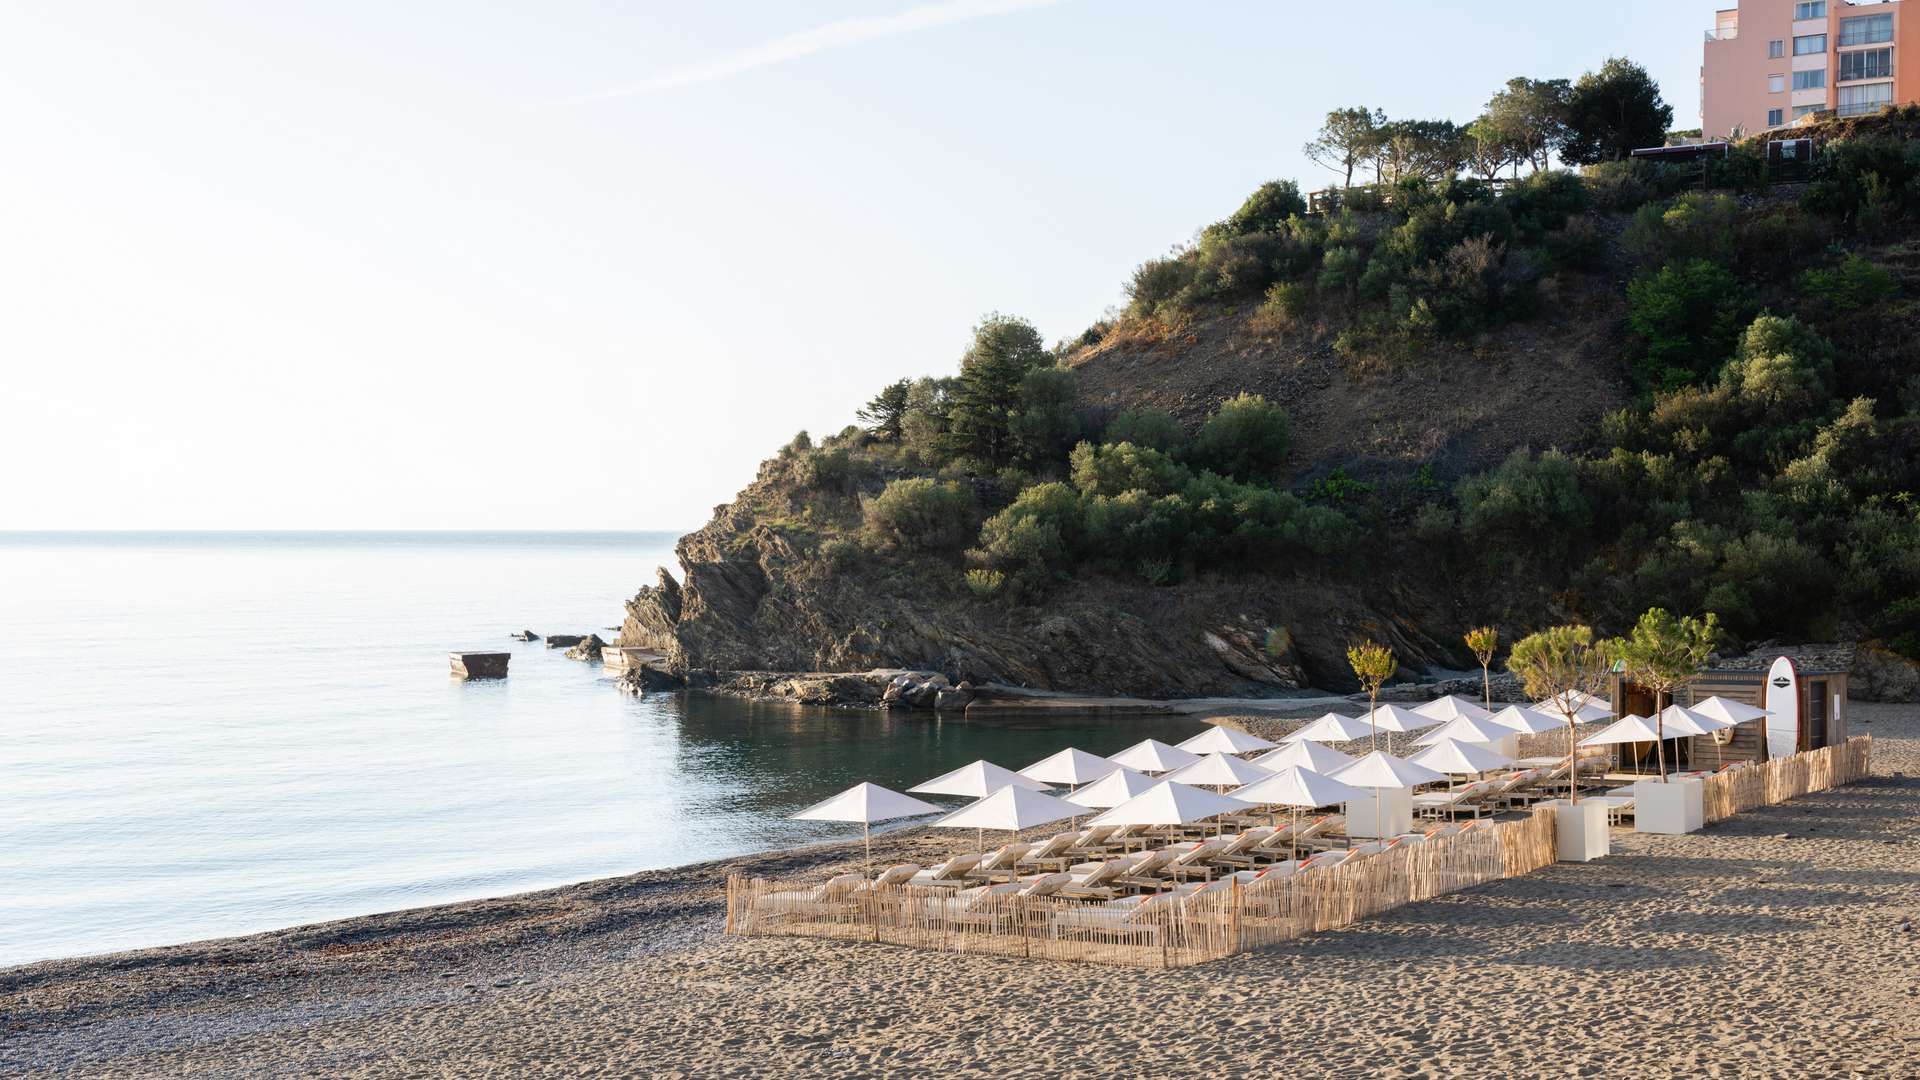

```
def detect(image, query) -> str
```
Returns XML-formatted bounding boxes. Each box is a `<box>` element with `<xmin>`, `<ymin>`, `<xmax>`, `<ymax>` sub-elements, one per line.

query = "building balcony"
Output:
<box><xmin>1705</xmin><ymin>27</ymin><xmax>1738</xmax><ymax>42</ymax></box>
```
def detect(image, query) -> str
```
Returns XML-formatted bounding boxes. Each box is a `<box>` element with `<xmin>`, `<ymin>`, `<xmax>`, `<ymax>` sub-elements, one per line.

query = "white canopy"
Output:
<box><xmin>908</xmin><ymin>760</ymin><xmax>1054</xmax><ymax>799</ymax></box>
<box><xmin>1229</xmin><ymin>765</ymin><xmax>1367</xmax><ymax>808</ymax></box>
<box><xmin>1688</xmin><ymin>695</ymin><xmax>1771</xmax><ymax>726</ymax></box>
<box><xmin>1176</xmin><ymin>726</ymin><xmax>1279</xmax><ymax>755</ymax></box>
<box><xmin>1655</xmin><ymin>703</ymin><xmax>1728</xmax><ymax>738</ymax></box>
<box><xmin>1412</xmin><ymin>714</ymin><xmax>1513</xmax><ymax>747</ymax></box>
<box><xmin>1413</xmin><ymin>695</ymin><xmax>1495</xmax><ymax>723</ymax></box>
<box><xmin>1409</xmin><ymin>738</ymin><xmax>1515</xmax><ymax>776</ymax></box>
<box><xmin>1486</xmin><ymin>703</ymin><xmax>1566</xmax><ymax>735</ymax></box>
<box><xmin>1017</xmin><ymin>747</ymin><xmax>1120</xmax><ymax>787</ymax></box>
<box><xmin>1108</xmin><ymin>738</ymin><xmax>1203</xmax><ymax>774</ymax></box>
<box><xmin>1084</xmin><ymin>781</ymin><xmax>1253</xmax><ymax>827</ymax></box>
<box><xmin>931</xmin><ymin>786</ymin><xmax>1084</xmax><ymax>833</ymax></box>
<box><xmin>1579</xmin><ymin>713</ymin><xmax>1664</xmax><ymax>746</ymax></box>
<box><xmin>1062</xmin><ymin>766</ymin><xmax>1157</xmax><ymax>809</ymax></box>
<box><xmin>1363</xmin><ymin>703</ymin><xmax>1444</xmax><ymax>734</ymax></box>
<box><xmin>1535</xmin><ymin>691</ymin><xmax>1613</xmax><ymax>722</ymax></box>
<box><xmin>1162</xmin><ymin>752</ymin><xmax>1274</xmax><ymax>788</ymax></box>
<box><xmin>791</xmin><ymin>782</ymin><xmax>944</xmax><ymax>824</ymax></box>
<box><xmin>1331</xmin><ymin>751</ymin><xmax>1449</xmax><ymax>789</ymax></box>
<box><xmin>1284</xmin><ymin>712</ymin><xmax>1375</xmax><ymax>744</ymax></box>
<box><xmin>1250</xmin><ymin>739</ymin><xmax>1357</xmax><ymax>775</ymax></box>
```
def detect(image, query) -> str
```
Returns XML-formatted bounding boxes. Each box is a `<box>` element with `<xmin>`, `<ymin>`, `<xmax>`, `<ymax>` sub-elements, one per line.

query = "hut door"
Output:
<box><xmin>1805</xmin><ymin>681</ymin><xmax>1829</xmax><ymax>750</ymax></box>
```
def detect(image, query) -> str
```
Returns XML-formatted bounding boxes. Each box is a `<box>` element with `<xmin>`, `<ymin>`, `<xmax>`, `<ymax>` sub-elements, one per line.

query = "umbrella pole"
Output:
<box><xmin>863</xmin><ymin>821</ymin><xmax>872</xmax><ymax>878</ymax></box>
<box><xmin>1291</xmin><ymin>805</ymin><xmax>1299</xmax><ymax>863</ymax></box>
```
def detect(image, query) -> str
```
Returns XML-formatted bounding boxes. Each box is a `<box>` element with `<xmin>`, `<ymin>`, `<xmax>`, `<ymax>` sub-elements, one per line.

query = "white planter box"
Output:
<box><xmin>1543</xmin><ymin>798</ymin><xmax>1610</xmax><ymax>862</ymax></box>
<box><xmin>1344</xmin><ymin>787</ymin><xmax>1413</xmax><ymax>839</ymax></box>
<box><xmin>1489</xmin><ymin>733</ymin><xmax>1521</xmax><ymax>761</ymax></box>
<box><xmin>1632</xmin><ymin>778</ymin><xmax>1705</xmax><ymax>835</ymax></box>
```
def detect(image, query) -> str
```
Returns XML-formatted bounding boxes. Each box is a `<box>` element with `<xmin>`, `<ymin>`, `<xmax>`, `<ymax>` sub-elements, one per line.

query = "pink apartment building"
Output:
<box><xmin>1702</xmin><ymin>0</ymin><xmax>1920</xmax><ymax>137</ymax></box>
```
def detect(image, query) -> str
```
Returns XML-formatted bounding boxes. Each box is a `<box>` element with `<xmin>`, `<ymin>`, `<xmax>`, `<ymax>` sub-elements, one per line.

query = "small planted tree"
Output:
<box><xmin>1347</xmin><ymin>640</ymin><xmax>1396</xmax><ymax>751</ymax></box>
<box><xmin>1608</xmin><ymin>608</ymin><xmax>1719</xmax><ymax>781</ymax></box>
<box><xmin>1464</xmin><ymin>626</ymin><xmax>1499</xmax><ymax>711</ymax></box>
<box><xmin>1507</xmin><ymin>625</ymin><xmax>1612</xmax><ymax>802</ymax></box>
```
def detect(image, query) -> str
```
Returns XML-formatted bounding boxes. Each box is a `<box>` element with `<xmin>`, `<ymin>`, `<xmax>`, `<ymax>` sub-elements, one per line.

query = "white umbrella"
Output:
<box><xmin>1062</xmin><ymin>766</ymin><xmax>1156</xmax><ymax>809</ymax></box>
<box><xmin>1229</xmin><ymin>766</ymin><xmax>1368</xmax><ymax>860</ymax></box>
<box><xmin>1331</xmin><ymin>751</ymin><xmax>1449</xmax><ymax>839</ymax></box>
<box><xmin>1176</xmin><ymin>726</ymin><xmax>1279</xmax><ymax>756</ymax></box>
<box><xmin>1107</xmin><ymin>738</ymin><xmax>1203</xmax><ymax>774</ymax></box>
<box><xmin>1535</xmin><ymin>692</ymin><xmax>1613</xmax><ymax>723</ymax></box>
<box><xmin>931</xmin><ymin>785</ymin><xmax>1085</xmax><ymax>852</ymax></box>
<box><xmin>1362</xmin><ymin>703</ymin><xmax>1443</xmax><ymax>754</ymax></box>
<box><xmin>791</xmin><ymin>782</ymin><xmax>943</xmax><ymax>873</ymax></box>
<box><xmin>1250</xmin><ymin>739</ymin><xmax>1357</xmax><ymax>775</ymax></box>
<box><xmin>1579</xmin><ymin>713</ymin><xmax>1664</xmax><ymax>746</ymax></box>
<box><xmin>1332</xmin><ymin>751</ymin><xmax>1450</xmax><ymax>789</ymax></box>
<box><xmin>1084</xmin><ymin>781</ymin><xmax>1253</xmax><ymax>828</ymax></box>
<box><xmin>1162</xmin><ymin>752</ymin><xmax>1273</xmax><ymax>791</ymax></box>
<box><xmin>1656</xmin><ymin>703</ymin><xmax>1724</xmax><ymax>739</ymax></box>
<box><xmin>909</xmin><ymin>760</ymin><xmax>1054</xmax><ymax>799</ymax></box>
<box><xmin>1412</xmin><ymin>714</ymin><xmax>1512</xmax><ymax>747</ymax></box>
<box><xmin>1017</xmin><ymin>747</ymin><xmax>1120</xmax><ymax>788</ymax></box>
<box><xmin>1409</xmin><ymin>737</ymin><xmax>1514</xmax><ymax>777</ymax></box>
<box><xmin>1413</xmin><ymin>695</ymin><xmax>1494</xmax><ymax>723</ymax></box>
<box><xmin>1486</xmin><ymin>704</ymin><xmax>1565</xmax><ymax>736</ymax></box>
<box><xmin>1688</xmin><ymin>696</ymin><xmax>1771</xmax><ymax>725</ymax></box>
<box><xmin>1285</xmin><ymin>712</ymin><xmax>1375</xmax><ymax>744</ymax></box>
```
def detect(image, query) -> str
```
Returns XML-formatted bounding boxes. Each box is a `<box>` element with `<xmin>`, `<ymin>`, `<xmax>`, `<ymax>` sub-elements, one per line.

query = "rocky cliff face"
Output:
<box><xmin>620</xmin><ymin>468</ymin><xmax>1480</xmax><ymax>696</ymax></box>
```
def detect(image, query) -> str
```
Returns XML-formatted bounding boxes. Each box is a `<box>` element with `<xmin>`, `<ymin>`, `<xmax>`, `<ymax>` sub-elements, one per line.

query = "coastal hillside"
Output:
<box><xmin>624</xmin><ymin>106</ymin><xmax>1920</xmax><ymax>697</ymax></box>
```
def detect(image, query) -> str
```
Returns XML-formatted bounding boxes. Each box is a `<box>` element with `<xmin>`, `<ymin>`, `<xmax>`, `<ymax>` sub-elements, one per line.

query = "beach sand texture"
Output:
<box><xmin>4</xmin><ymin>703</ymin><xmax>1917</xmax><ymax>1078</ymax></box>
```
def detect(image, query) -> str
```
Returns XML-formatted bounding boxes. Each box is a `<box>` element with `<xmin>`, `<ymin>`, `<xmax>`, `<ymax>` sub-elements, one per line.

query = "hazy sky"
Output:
<box><xmin>2</xmin><ymin>1</ymin><xmax>1708</xmax><ymax>530</ymax></box>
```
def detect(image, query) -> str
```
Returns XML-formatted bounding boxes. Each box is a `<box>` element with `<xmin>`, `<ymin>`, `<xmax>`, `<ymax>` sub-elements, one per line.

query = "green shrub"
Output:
<box><xmin>1306</xmin><ymin>467</ymin><xmax>1374</xmax><ymax>503</ymax></box>
<box><xmin>1222</xmin><ymin>181</ymin><xmax>1307</xmax><ymax>235</ymax></box>
<box><xmin>1625</xmin><ymin>258</ymin><xmax>1747</xmax><ymax>391</ymax></box>
<box><xmin>1800</xmin><ymin>254</ymin><xmax>1897</xmax><ymax>312</ymax></box>
<box><xmin>1263</xmin><ymin>280</ymin><xmax>1313</xmax><ymax>322</ymax></box>
<box><xmin>1455</xmin><ymin>448</ymin><xmax>1590</xmax><ymax>560</ymax></box>
<box><xmin>1125</xmin><ymin>256</ymin><xmax>1195</xmax><ymax>318</ymax></box>
<box><xmin>1069</xmin><ymin>441</ymin><xmax>1188</xmax><ymax>497</ymax></box>
<box><xmin>964</xmin><ymin>568</ymin><xmax>1005</xmax><ymax>597</ymax></box>
<box><xmin>1100</xmin><ymin>408</ymin><xmax>1185</xmax><ymax>454</ymax></box>
<box><xmin>969</xmin><ymin>482</ymin><xmax>1082</xmax><ymax>597</ymax></box>
<box><xmin>1721</xmin><ymin>315</ymin><xmax>1835</xmax><ymax>417</ymax></box>
<box><xmin>860</xmin><ymin>478</ymin><xmax>977</xmax><ymax>553</ymax></box>
<box><xmin>1191</xmin><ymin>393</ymin><xmax>1292</xmax><ymax>481</ymax></box>
<box><xmin>1624</xmin><ymin>192</ymin><xmax>1737</xmax><ymax>266</ymax></box>
<box><xmin>1803</xmin><ymin>134</ymin><xmax>1920</xmax><ymax>227</ymax></box>
<box><xmin>1582</xmin><ymin>160</ymin><xmax>1652</xmax><ymax>212</ymax></box>
<box><xmin>1009</xmin><ymin>365</ymin><xmax>1080</xmax><ymax>467</ymax></box>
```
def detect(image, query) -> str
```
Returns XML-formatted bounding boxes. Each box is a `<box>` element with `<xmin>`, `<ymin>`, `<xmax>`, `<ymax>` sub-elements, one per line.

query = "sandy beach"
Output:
<box><xmin>4</xmin><ymin>703</ymin><xmax>1916</xmax><ymax>1078</ymax></box>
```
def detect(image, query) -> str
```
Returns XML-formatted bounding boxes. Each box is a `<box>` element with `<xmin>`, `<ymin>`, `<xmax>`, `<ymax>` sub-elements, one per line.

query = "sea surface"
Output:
<box><xmin>0</xmin><ymin>532</ymin><xmax>1193</xmax><ymax>967</ymax></box>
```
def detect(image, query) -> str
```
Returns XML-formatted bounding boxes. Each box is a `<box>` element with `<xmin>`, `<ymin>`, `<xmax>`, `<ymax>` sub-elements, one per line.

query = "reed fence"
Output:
<box><xmin>1700</xmin><ymin>735</ymin><xmax>1873</xmax><ymax>824</ymax></box>
<box><xmin>726</xmin><ymin>807</ymin><xmax>1558</xmax><ymax>968</ymax></box>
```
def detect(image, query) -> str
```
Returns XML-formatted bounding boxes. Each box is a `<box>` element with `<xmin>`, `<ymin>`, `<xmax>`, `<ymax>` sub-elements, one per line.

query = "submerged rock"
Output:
<box><xmin>565</xmin><ymin>634</ymin><xmax>606</xmax><ymax>661</ymax></box>
<box><xmin>544</xmin><ymin>634</ymin><xmax>585</xmax><ymax>649</ymax></box>
<box><xmin>509</xmin><ymin>630</ymin><xmax>538</xmax><ymax>642</ymax></box>
<box><xmin>935</xmin><ymin>680</ymin><xmax>976</xmax><ymax>711</ymax></box>
<box><xmin>615</xmin><ymin>665</ymin><xmax>683</xmax><ymax>695</ymax></box>
<box><xmin>450</xmin><ymin>652</ymin><xmax>510</xmax><ymax>679</ymax></box>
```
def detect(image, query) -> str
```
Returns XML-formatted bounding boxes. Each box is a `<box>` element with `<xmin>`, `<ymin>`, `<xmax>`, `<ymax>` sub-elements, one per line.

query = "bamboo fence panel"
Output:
<box><xmin>1700</xmin><ymin>735</ymin><xmax>1872</xmax><ymax>824</ymax></box>
<box><xmin>728</xmin><ymin>806</ymin><xmax>1560</xmax><ymax>968</ymax></box>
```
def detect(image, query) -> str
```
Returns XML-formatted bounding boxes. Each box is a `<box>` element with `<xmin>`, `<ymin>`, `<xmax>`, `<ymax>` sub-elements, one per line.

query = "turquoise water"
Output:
<box><xmin>0</xmin><ymin>533</ymin><xmax>1193</xmax><ymax>967</ymax></box>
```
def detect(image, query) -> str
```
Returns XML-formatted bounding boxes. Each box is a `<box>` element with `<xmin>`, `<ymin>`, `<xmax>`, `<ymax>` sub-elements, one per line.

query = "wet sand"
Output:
<box><xmin>4</xmin><ymin>704</ymin><xmax>1917</xmax><ymax>1078</ymax></box>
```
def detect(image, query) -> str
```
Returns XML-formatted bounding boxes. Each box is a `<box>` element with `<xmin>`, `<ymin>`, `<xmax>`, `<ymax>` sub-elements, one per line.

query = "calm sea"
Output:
<box><xmin>0</xmin><ymin>532</ymin><xmax>1191</xmax><ymax>967</ymax></box>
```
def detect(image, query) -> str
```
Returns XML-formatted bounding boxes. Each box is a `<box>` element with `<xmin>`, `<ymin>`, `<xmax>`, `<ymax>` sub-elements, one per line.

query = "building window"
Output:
<box><xmin>1793</xmin><ymin>69</ymin><xmax>1826</xmax><ymax>91</ymax></box>
<box><xmin>1793</xmin><ymin>103</ymin><xmax>1825</xmax><ymax>119</ymax></box>
<box><xmin>1838</xmin><ymin>81</ymin><xmax>1895</xmax><ymax>117</ymax></box>
<box><xmin>1769</xmin><ymin>73</ymin><xmax>1787</xmax><ymax>93</ymax></box>
<box><xmin>1769</xmin><ymin>108</ymin><xmax>1786</xmax><ymax>127</ymax></box>
<box><xmin>1795</xmin><ymin>1</ymin><xmax>1826</xmax><ymax>19</ymax></box>
<box><xmin>1840</xmin><ymin>47</ymin><xmax>1893</xmax><ymax>82</ymax></box>
<box><xmin>1770</xmin><ymin>39</ymin><xmax>1786</xmax><ymax>59</ymax></box>
<box><xmin>1793</xmin><ymin>34</ymin><xmax>1828</xmax><ymax>56</ymax></box>
<box><xmin>1839</xmin><ymin>14</ymin><xmax>1894</xmax><ymax>47</ymax></box>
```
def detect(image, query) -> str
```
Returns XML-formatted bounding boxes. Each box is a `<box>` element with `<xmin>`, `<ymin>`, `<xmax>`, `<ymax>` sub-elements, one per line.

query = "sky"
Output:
<box><xmin>0</xmin><ymin>1</ymin><xmax>1711</xmax><ymax>530</ymax></box>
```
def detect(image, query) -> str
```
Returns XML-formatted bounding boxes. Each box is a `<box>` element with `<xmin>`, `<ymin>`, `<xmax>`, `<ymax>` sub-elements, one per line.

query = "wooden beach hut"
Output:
<box><xmin>1610</xmin><ymin>649</ymin><xmax>1851</xmax><ymax>768</ymax></box>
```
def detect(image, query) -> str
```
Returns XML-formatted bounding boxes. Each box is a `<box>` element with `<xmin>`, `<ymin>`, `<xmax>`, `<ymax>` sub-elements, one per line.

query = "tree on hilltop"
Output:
<box><xmin>1304</xmin><ymin>106</ymin><xmax>1386</xmax><ymax>189</ymax></box>
<box><xmin>857</xmin><ymin>379</ymin><xmax>911</xmax><ymax>442</ymax></box>
<box><xmin>945</xmin><ymin>313</ymin><xmax>1050</xmax><ymax>467</ymax></box>
<box><xmin>1561</xmin><ymin>57</ymin><xmax>1672</xmax><ymax>165</ymax></box>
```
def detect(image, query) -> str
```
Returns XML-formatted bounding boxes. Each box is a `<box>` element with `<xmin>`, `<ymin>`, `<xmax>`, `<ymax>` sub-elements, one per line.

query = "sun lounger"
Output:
<box><xmin>1058</xmin><ymin>853</ymin><xmax>1149</xmax><ymax>898</ymax></box>
<box><xmin>965</xmin><ymin>841</ymin><xmax>1033</xmax><ymax>882</ymax></box>
<box><xmin>1064</xmin><ymin>824</ymin><xmax>1126</xmax><ymax>858</ymax></box>
<box><xmin>1586</xmin><ymin>794</ymin><xmax>1635</xmax><ymax>824</ymax></box>
<box><xmin>1161</xmin><ymin>837</ymin><xmax>1234</xmax><ymax>880</ymax></box>
<box><xmin>1047</xmin><ymin>884</ymin><xmax>1202</xmax><ymax>941</ymax></box>
<box><xmin>1109</xmin><ymin>847</ymin><xmax>1182</xmax><ymax>888</ymax></box>
<box><xmin>907</xmin><ymin>852</ymin><xmax>985</xmax><ymax>888</ymax></box>
<box><xmin>1412</xmin><ymin>780</ymin><xmax>1496</xmax><ymax>819</ymax></box>
<box><xmin>761</xmin><ymin>872</ymin><xmax>866</xmax><ymax>913</ymax></box>
<box><xmin>850</xmin><ymin>863</ymin><xmax>921</xmax><ymax>895</ymax></box>
<box><xmin>1018</xmin><ymin>831</ymin><xmax>1084</xmax><ymax>870</ymax></box>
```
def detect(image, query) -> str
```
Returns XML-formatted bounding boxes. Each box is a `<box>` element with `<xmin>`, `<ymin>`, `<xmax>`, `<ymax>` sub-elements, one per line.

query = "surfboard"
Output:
<box><xmin>1762</xmin><ymin>656</ymin><xmax>1799</xmax><ymax>759</ymax></box>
